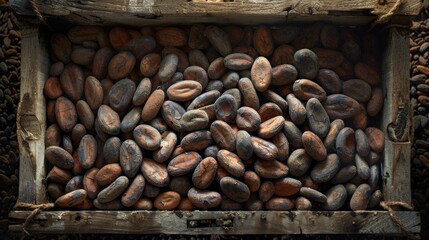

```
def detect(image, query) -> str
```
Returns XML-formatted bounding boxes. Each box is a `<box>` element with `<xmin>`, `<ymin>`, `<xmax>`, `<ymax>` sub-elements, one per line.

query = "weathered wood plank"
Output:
<box><xmin>381</xmin><ymin>27</ymin><xmax>412</xmax><ymax>206</ymax></box>
<box><xmin>11</xmin><ymin>0</ymin><xmax>421</xmax><ymax>26</ymax></box>
<box><xmin>8</xmin><ymin>211</ymin><xmax>420</xmax><ymax>235</ymax></box>
<box><xmin>16</xmin><ymin>24</ymin><xmax>49</xmax><ymax>205</ymax></box>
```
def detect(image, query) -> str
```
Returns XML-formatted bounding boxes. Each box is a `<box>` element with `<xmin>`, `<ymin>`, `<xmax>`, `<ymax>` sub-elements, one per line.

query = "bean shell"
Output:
<box><xmin>259</xmin><ymin>181</ymin><xmax>275</xmax><ymax>202</ymax></box>
<box><xmin>188</xmin><ymin>187</ymin><xmax>222</xmax><ymax>209</ymax></box>
<box><xmin>108</xmin><ymin>51</ymin><xmax>136</xmax><ymax>80</ymax></box>
<box><xmin>322</xmin><ymin>184</ymin><xmax>347</xmax><ymax>210</ymax></box>
<box><xmin>97</xmin><ymin>105</ymin><xmax>120</xmax><ymax>135</ymax></box>
<box><xmin>168</xmin><ymin>152</ymin><xmax>202</xmax><ymax>176</ymax></box>
<box><xmin>265</xmin><ymin>198</ymin><xmax>294</xmax><ymax>211</ymax></box>
<box><xmin>251</xmin><ymin>56</ymin><xmax>272</xmax><ymax>92</ymax></box>
<box><xmin>154</xmin><ymin>191</ymin><xmax>181</xmax><ymax>210</ymax></box>
<box><xmin>365</xmin><ymin>127</ymin><xmax>385</xmax><ymax>153</ymax></box>
<box><xmin>55</xmin><ymin>189</ymin><xmax>87</xmax><ymax>208</ymax></box>
<box><xmin>153</xmin><ymin>131</ymin><xmax>177</xmax><ymax>163</ymax></box>
<box><xmin>121</xmin><ymin>174</ymin><xmax>145</xmax><ymax>207</ymax></box>
<box><xmin>210</xmin><ymin>120</ymin><xmax>236</xmax><ymax>152</ymax></box>
<box><xmin>96</xmin><ymin>163</ymin><xmax>122</xmax><ymax>186</ymax></box>
<box><xmin>78</xmin><ymin>135</ymin><xmax>97</xmax><ymax>169</ymax></box>
<box><xmin>287</xmin><ymin>149</ymin><xmax>312</xmax><ymax>177</ymax></box>
<box><xmin>300</xmin><ymin>187</ymin><xmax>327</xmax><ymax>203</ymax></box>
<box><xmin>133</xmin><ymin>124</ymin><xmax>162</xmax><ymax>151</ymax></box>
<box><xmin>251</xmin><ymin>137</ymin><xmax>278</xmax><ymax>161</ymax></box>
<box><xmin>161</xmin><ymin>100</ymin><xmax>186</xmax><ymax>132</ymax></box>
<box><xmin>274</xmin><ymin>177</ymin><xmax>302</xmax><ymax>197</ymax></box>
<box><xmin>192</xmin><ymin>157</ymin><xmax>218</xmax><ymax>189</ymax></box>
<box><xmin>330</xmin><ymin>165</ymin><xmax>357</xmax><ymax>184</ymax></box>
<box><xmin>306</xmin><ymin>98</ymin><xmax>330</xmax><ymax>138</ymax></box>
<box><xmin>60</xmin><ymin>64</ymin><xmax>84</xmax><ymax>102</ymax></box>
<box><xmin>302</xmin><ymin>131</ymin><xmax>327</xmax><ymax>161</ymax></box>
<box><xmin>180</xmin><ymin>130</ymin><xmax>213</xmax><ymax>151</ymax></box>
<box><xmin>350</xmin><ymin>183</ymin><xmax>371</xmax><ymax>210</ymax></box>
<box><xmin>238</xmin><ymin>77</ymin><xmax>260</xmax><ymax>110</ymax></box>
<box><xmin>76</xmin><ymin>100</ymin><xmax>94</xmax><ymax>130</ymax></box>
<box><xmin>311</xmin><ymin>154</ymin><xmax>340</xmax><ymax>183</ymax></box>
<box><xmin>293</xmin><ymin>49</ymin><xmax>319</xmax><ymax>79</ymax></box>
<box><xmin>142</xmin><ymin>89</ymin><xmax>165</xmax><ymax>123</ymax></box>
<box><xmin>283</xmin><ymin>121</ymin><xmax>302</xmax><ymax>150</ymax></box>
<box><xmin>45</xmin><ymin>146</ymin><xmax>74</xmax><ymax>170</ymax></box>
<box><xmin>355</xmin><ymin>155</ymin><xmax>370</xmax><ymax>180</ymax></box>
<box><xmin>204</xmin><ymin>26</ymin><xmax>232</xmax><ymax>57</ymax></box>
<box><xmin>141</xmin><ymin>159</ymin><xmax>170</xmax><ymax>187</ymax></box>
<box><xmin>180</xmin><ymin>110</ymin><xmax>209</xmax><ymax>132</ymax></box>
<box><xmin>258</xmin><ymin>116</ymin><xmax>285</xmax><ymax>139</ymax></box>
<box><xmin>336</xmin><ymin>127</ymin><xmax>356</xmax><ymax>164</ymax></box>
<box><xmin>295</xmin><ymin>197</ymin><xmax>312</xmax><ymax>210</ymax></box>
<box><xmin>97</xmin><ymin>176</ymin><xmax>129</xmax><ymax>203</ymax></box>
<box><xmin>120</xmin><ymin>139</ymin><xmax>143</xmax><ymax>178</ymax></box>
<box><xmin>55</xmin><ymin>96</ymin><xmax>77</xmax><ymax>133</ymax></box>
<box><xmin>83</xmin><ymin>168</ymin><xmax>100</xmax><ymax>199</ymax></box>
<box><xmin>286</xmin><ymin>94</ymin><xmax>306</xmax><ymax>125</ymax></box>
<box><xmin>236</xmin><ymin>107</ymin><xmax>261</xmax><ymax>132</ymax></box>
<box><xmin>236</xmin><ymin>130</ymin><xmax>253</xmax><ymax>161</ymax></box>
<box><xmin>217</xmin><ymin>149</ymin><xmax>245</xmax><ymax>178</ymax></box>
<box><xmin>254</xmin><ymin>159</ymin><xmax>288</xmax><ymax>179</ymax></box>
<box><xmin>121</xmin><ymin>107</ymin><xmax>142</xmax><ymax>133</ymax></box>
<box><xmin>293</xmin><ymin>79</ymin><xmax>326</xmax><ymax>102</ymax></box>
<box><xmin>65</xmin><ymin>176</ymin><xmax>84</xmax><ymax>193</ymax></box>
<box><xmin>342</xmin><ymin>79</ymin><xmax>372</xmax><ymax>102</ymax></box>
<box><xmin>108</xmin><ymin>78</ymin><xmax>136</xmax><ymax>112</ymax></box>
<box><xmin>323</xmin><ymin>94</ymin><xmax>360</xmax><ymax>119</ymax></box>
<box><xmin>323</xmin><ymin>119</ymin><xmax>345</xmax><ymax>151</ymax></box>
<box><xmin>214</xmin><ymin>94</ymin><xmax>238</xmax><ymax>123</ymax></box>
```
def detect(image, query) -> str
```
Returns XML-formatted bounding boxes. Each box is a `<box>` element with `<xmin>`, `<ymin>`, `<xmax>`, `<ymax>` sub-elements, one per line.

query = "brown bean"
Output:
<box><xmin>272</xmin><ymin>26</ymin><xmax>299</xmax><ymax>45</ymax></box>
<box><xmin>141</xmin><ymin>89</ymin><xmax>165</xmax><ymax>123</ymax></box>
<box><xmin>95</xmin><ymin>163</ymin><xmax>122</xmax><ymax>186</ymax></box>
<box><xmin>78</xmin><ymin>134</ymin><xmax>97</xmax><ymax>169</ymax></box>
<box><xmin>55</xmin><ymin>189</ymin><xmax>87</xmax><ymax>208</ymax></box>
<box><xmin>236</xmin><ymin>107</ymin><xmax>261</xmax><ymax>132</ymax></box>
<box><xmin>271</xmin><ymin>132</ymin><xmax>289</xmax><ymax>161</ymax></box>
<box><xmin>168</xmin><ymin>152</ymin><xmax>202</xmax><ymax>177</ymax></box>
<box><xmin>118</xmin><ymin>139</ymin><xmax>142</xmax><ymax>178</ymax></box>
<box><xmin>236</xmin><ymin>130</ymin><xmax>253</xmax><ymax>161</ymax></box>
<box><xmin>121</xmin><ymin>174</ymin><xmax>145</xmax><ymax>207</ymax></box>
<box><xmin>177</xmin><ymin>198</ymin><xmax>196</xmax><ymax>211</ymax></box>
<box><xmin>97</xmin><ymin>176</ymin><xmax>129</xmax><ymax>203</ymax></box>
<box><xmin>214</xmin><ymin>94</ymin><xmax>238</xmax><ymax>123</ymax></box>
<box><xmin>271</xmin><ymin>45</ymin><xmax>294</xmax><ymax>66</ymax></box>
<box><xmin>283</xmin><ymin>120</ymin><xmax>303</xmax><ymax>150</ymax></box>
<box><xmin>188</xmin><ymin>187</ymin><xmax>222</xmax><ymax>209</ymax></box>
<box><xmin>271</xmin><ymin>64</ymin><xmax>297</xmax><ymax>86</ymax></box>
<box><xmin>322</xmin><ymin>184</ymin><xmax>347</xmax><ymax>210</ymax></box>
<box><xmin>93</xmin><ymin>199</ymin><xmax>122</xmax><ymax>210</ymax></box>
<box><xmin>167</xmin><ymin>80</ymin><xmax>202</xmax><ymax>102</ymax></box>
<box><xmin>47</xmin><ymin>166</ymin><xmax>72</xmax><ymax>185</ymax></box>
<box><xmin>243</xmin><ymin>171</ymin><xmax>261</xmax><ymax>193</ymax></box>
<box><xmin>180</xmin><ymin>109</ymin><xmax>209</xmax><ymax>132</ymax></box>
<box><xmin>354</xmin><ymin>62</ymin><xmax>380</xmax><ymax>85</ymax></box>
<box><xmin>188</xmin><ymin>24</ymin><xmax>210</xmax><ymax>49</ymax></box>
<box><xmin>220</xmin><ymin>177</ymin><xmax>250</xmax><ymax>203</ymax></box>
<box><xmin>367</xmin><ymin>88</ymin><xmax>383</xmax><ymax>117</ymax></box>
<box><xmin>97</xmin><ymin>105</ymin><xmax>120</xmax><ymax>135</ymax></box>
<box><xmin>153</xmin><ymin>131</ymin><xmax>177</xmax><ymax>163</ymax></box>
<box><xmin>245</xmin><ymin>194</ymin><xmax>263</xmax><ymax>210</ymax></box>
<box><xmin>217</xmin><ymin>149</ymin><xmax>245</xmax><ymax>178</ymax></box>
<box><xmin>122</xmin><ymin>35</ymin><xmax>156</xmax><ymax>59</ymax></box>
<box><xmin>292</xmin><ymin>79</ymin><xmax>326</xmax><ymax>101</ymax></box>
<box><xmin>143</xmin><ymin>183</ymin><xmax>161</xmax><ymax>198</ymax></box>
<box><xmin>141</xmin><ymin>158</ymin><xmax>170</xmax><ymax>187</ymax></box>
<box><xmin>306</xmin><ymin>98</ymin><xmax>330</xmax><ymax>138</ymax></box>
<box><xmin>286</xmin><ymin>93</ymin><xmax>306</xmax><ymax>125</ymax></box>
<box><xmin>46</xmin><ymin>124</ymin><xmax>62</xmax><ymax>147</ymax></box>
<box><xmin>140</xmin><ymin>53</ymin><xmax>161</xmax><ymax>78</ymax></box>
<box><xmin>251</xmin><ymin>56</ymin><xmax>272</xmax><ymax>92</ymax></box>
<box><xmin>184</xmin><ymin>65</ymin><xmax>209</xmax><ymax>89</ymax></box>
<box><xmin>300</xmin><ymin>187</ymin><xmax>327</xmax><ymax>203</ymax></box>
<box><xmin>316</xmin><ymin>69</ymin><xmax>342</xmax><ymax>94</ymax></box>
<box><xmin>181</xmin><ymin>130</ymin><xmax>213</xmax><ymax>151</ymax></box>
<box><xmin>251</xmin><ymin>137</ymin><xmax>278</xmax><ymax>161</ymax></box>
<box><xmin>162</xmin><ymin>47</ymin><xmax>189</xmax><ymax>72</ymax></box>
<box><xmin>330</xmin><ymin>165</ymin><xmax>357</xmax><ymax>184</ymax></box>
<box><xmin>207</xmin><ymin>57</ymin><xmax>226</xmax><ymax>79</ymax></box>
<box><xmin>274</xmin><ymin>177</ymin><xmax>302</xmax><ymax>197</ymax></box>
<box><xmin>71</xmin><ymin>47</ymin><xmax>96</xmax><ymax>65</ymax></box>
<box><xmin>154</xmin><ymin>191</ymin><xmax>181</xmax><ymax>210</ymax></box>
<box><xmin>108</xmin><ymin>78</ymin><xmax>136</xmax><ymax>112</ymax></box>
<box><xmin>313</xmin><ymin>48</ymin><xmax>344</xmax><ymax>69</ymax></box>
<box><xmin>259</xmin><ymin>181</ymin><xmax>275</xmax><ymax>202</ymax></box>
<box><xmin>238</xmin><ymin>77</ymin><xmax>260</xmax><ymax>110</ymax></box>
<box><xmin>294</xmin><ymin>49</ymin><xmax>319</xmax><ymax>79</ymax></box>
<box><xmin>221</xmin><ymin>197</ymin><xmax>243</xmax><ymax>210</ymax></box>
<box><xmin>108</xmin><ymin>27</ymin><xmax>130</xmax><ymax>51</ymax></box>
<box><xmin>204</xmin><ymin>26</ymin><xmax>231</xmax><ymax>57</ymax></box>
<box><xmin>133</xmin><ymin>198</ymin><xmax>153</xmax><ymax>210</ymax></box>
<box><xmin>311</xmin><ymin>153</ymin><xmax>340</xmax><ymax>183</ymax></box>
<box><xmin>262</xmin><ymin>90</ymin><xmax>288</xmax><ymax>111</ymax></box>
<box><xmin>302</xmin><ymin>131</ymin><xmax>327</xmax><ymax>161</ymax></box>
<box><xmin>192</xmin><ymin>157</ymin><xmax>218</xmax><ymax>189</ymax></box>
<box><xmin>92</xmin><ymin>47</ymin><xmax>115</xmax><ymax>80</ymax></box>
<box><xmin>45</xmin><ymin>146</ymin><xmax>74</xmax><ymax>170</ymax></box>
<box><xmin>210</xmin><ymin>120</ymin><xmax>236</xmax><ymax>152</ymax></box>
<box><xmin>62</xmin><ymin>135</ymin><xmax>73</xmax><ymax>155</ymax></box>
<box><xmin>355</xmin><ymin>129</ymin><xmax>370</xmax><ymax>157</ymax></box>
<box><xmin>156</xmin><ymin>27</ymin><xmax>187</xmax><ymax>47</ymax></box>
<box><xmin>108</xmin><ymin>51</ymin><xmax>136</xmax><ymax>80</ymax></box>
<box><xmin>120</xmin><ymin>107</ymin><xmax>142</xmax><ymax>133</ymax></box>
<box><xmin>350</xmin><ymin>183</ymin><xmax>371</xmax><ymax>210</ymax></box>
<box><xmin>55</xmin><ymin>96</ymin><xmax>77</xmax><ymax>133</ymax></box>
<box><xmin>187</xmin><ymin>90</ymin><xmax>220</xmax><ymax>110</ymax></box>
<box><xmin>101</xmin><ymin>137</ymin><xmax>120</xmax><ymax>164</ymax></box>
<box><xmin>133</xmin><ymin>124</ymin><xmax>162</xmax><ymax>151</ymax></box>
<box><xmin>295</xmin><ymin>197</ymin><xmax>312</xmax><ymax>210</ymax></box>
<box><xmin>355</xmin><ymin>154</ymin><xmax>370</xmax><ymax>180</ymax></box>
<box><xmin>287</xmin><ymin>149</ymin><xmax>312</xmax><ymax>177</ymax></box>
<box><xmin>323</xmin><ymin>94</ymin><xmax>360</xmax><ymax>119</ymax></box>
<box><xmin>365</xmin><ymin>127</ymin><xmax>385</xmax><ymax>153</ymax></box>
<box><xmin>336</xmin><ymin>127</ymin><xmax>356</xmax><ymax>164</ymax></box>
<box><xmin>51</xmin><ymin>34</ymin><xmax>72</xmax><ymax>63</ymax></box>
<box><xmin>323</xmin><ymin>119</ymin><xmax>345</xmax><ymax>151</ymax></box>
<box><xmin>76</xmin><ymin>100</ymin><xmax>94</xmax><ymax>130</ymax></box>
<box><xmin>224</xmin><ymin>53</ymin><xmax>254</xmax><ymax>70</ymax></box>
<box><xmin>47</xmin><ymin>100</ymin><xmax>56</xmax><ymax>123</ymax></box>
<box><xmin>254</xmin><ymin>159</ymin><xmax>288</xmax><ymax>179</ymax></box>
<box><xmin>292</xmin><ymin>23</ymin><xmax>321</xmax><ymax>49</ymax></box>
<box><xmin>259</xmin><ymin>103</ymin><xmax>282</xmax><ymax>122</ymax></box>
<box><xmin>157</xmin><ymin>54</ymin><xmax>179</xmax><ymax>83</ymax></box>
<box><xmin>342</xmin><ymin>79</ymin><xmax>372</xmax><ymax>102</ymax></box>
<box><xmin>68</xmin><ymin>26</ymin><xmax>103</xmax><ymax>44</ymax></box>
<box><xmin>44</xmin><ymin>77</ymin><xmax>63</xmax><ymax>99</ymax></box>
<box><xmin>265</xmin><ymin>197</ymin><xmax>294</xmax><ymax>210</ymax></box>
<box><xmin>258</xmin><ymin>116</ymin><xmax>284</xmax><ymax>139</ymax></box>
<box><xmin>204</xmin><ymin>145</ymin><xmax>220</xmax><ymax>158</ymax></box>
<box><xmin>252</xmin><ymin>26</ymin><xmax>274</xmax><ymax>56</ymax></box>
<box><xmin>65</xmin><ymin>175</ymin><xmax>83</xmax><ymax>193</ymax></box>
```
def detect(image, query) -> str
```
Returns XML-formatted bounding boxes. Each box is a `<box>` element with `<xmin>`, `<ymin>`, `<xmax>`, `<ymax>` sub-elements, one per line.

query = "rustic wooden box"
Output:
<box><xmin>8</xmin><ymin>0</ymin><xmax>422</xmax><ymax>235</ymax></box>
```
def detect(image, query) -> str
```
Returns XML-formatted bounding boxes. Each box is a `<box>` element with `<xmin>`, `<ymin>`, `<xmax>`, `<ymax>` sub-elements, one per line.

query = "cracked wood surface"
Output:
<box><xmin>9</xmin><ymin>211</ymin><xmax>420</xmax><ymax>234</ymax></box>
<box><xmin>11</xmin><ymin>0</ymin><xmax>422</xmax><ymax>26</ymax></box>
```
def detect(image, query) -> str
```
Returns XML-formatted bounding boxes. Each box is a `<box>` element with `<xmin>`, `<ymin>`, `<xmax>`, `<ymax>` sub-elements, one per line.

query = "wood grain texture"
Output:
<box><xmin>16</xmin><ymin>24</ymin><xmax>49</xmax><ymax>205</ymax></box>
<box><xmin>8</xmin><ymin>210</ymin><xmax>420</xmax><ymax>234</ymax></box>
<box><xmin>381</xmin><ymin>27</ymin><xmax>412</xmax><ymax>206</ymax></box>
<box><xmin>10</xmin><ymin>0</ymin><xmax>422</xmax><ymax>26</ymax></box>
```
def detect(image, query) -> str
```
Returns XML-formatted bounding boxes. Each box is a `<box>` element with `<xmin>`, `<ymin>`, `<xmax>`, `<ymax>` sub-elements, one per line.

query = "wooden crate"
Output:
<box><xmin>8</xmin><ymin>0</ymin><xmax>422</xmax><ymax>235</ymax></box>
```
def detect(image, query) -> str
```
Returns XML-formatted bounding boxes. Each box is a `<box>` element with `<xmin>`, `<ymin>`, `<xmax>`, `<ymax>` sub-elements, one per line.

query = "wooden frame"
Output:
<box><xmin>10</xmin><ymin>0</ymin><xmax>421</xmax><ymax>235</ymax></box>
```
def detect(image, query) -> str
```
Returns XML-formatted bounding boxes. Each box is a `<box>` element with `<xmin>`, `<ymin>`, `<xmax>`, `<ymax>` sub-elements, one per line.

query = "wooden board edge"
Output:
<box><xmin>16</xmin><ymin>23</ymin><xmax>50</xmax><ymax>205</ymax></box>
<box><xmin>8</xmin><ymin>211</ymin><xmax>420</xmax><ymax>235</ymax></box>
<box><xmin>381</xmin><ymin>27</ymin><xmax>412</xmax><ymax>206</ymax></box>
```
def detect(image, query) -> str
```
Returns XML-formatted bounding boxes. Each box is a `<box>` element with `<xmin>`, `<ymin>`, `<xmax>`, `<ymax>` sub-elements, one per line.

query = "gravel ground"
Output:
<box><xmin>0</xmin><ymin>4</ymin><xmax>427</xmax><ymax>240</ymax></box>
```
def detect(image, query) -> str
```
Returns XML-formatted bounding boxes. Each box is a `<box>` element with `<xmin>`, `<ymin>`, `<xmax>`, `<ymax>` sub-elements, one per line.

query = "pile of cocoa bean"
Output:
<box><xmin>0</xmin><ymin>8</ymin><xmax>20</xmax><ymax>220</ymax></box>
<box><xmin>410</xmin><ymin>9</ymin><xmax>429</xmax><ymax>237</ymax></box>
<box><xmin>44</xmin><ymin>23</ymin><xmax>385</xmax><ymax>211</ymax></box>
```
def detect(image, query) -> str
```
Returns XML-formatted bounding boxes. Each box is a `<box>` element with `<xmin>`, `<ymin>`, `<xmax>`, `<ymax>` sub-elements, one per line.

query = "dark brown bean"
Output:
<box><xmin>322</xmin><ymin>184</ymin><xmax>347</xmax><ymax>210</ymax></box>
<box><xmin>153</xmin><ymin>131</ymin><xmax>177</xmax><ymax>163</ymax></box>
<box><xmin>294</xmin><ymin>49</ymin><xmax>319</xmax><ymax>79</ymax></box>
<box><xmin>97</xmin><ymin>176</ymin><xmax>129</xmax><ymax>203</ymax></box>
<box><xmin>188</xmin><ymin>187</ymin><xmax>222</xmax><ymax>209</ymax></box>
<box><xmin>141</xmin><ymin>158</ymin><xmax>170</xmax><ymax>187</ymax></box>
<box><xmin>330</xmin><ymin>165</ymin><xmax>357</xmax><ymax>184</ymax></box>
<box><xmin>306</xmin><ymin>98</ymin><xmax>330</xmax><ymax>138</ymax></box>
<box><xmin>76</xmin><ymin>100</ymin><xmax>94</xmax><ymax>130</ymax></box>
<box><xmin>133</xmin><ymin>124</ymin><xmax>162</xmax><ymax>151</ymax></box>
<box><xmin>120</xmin><ymin>139</ymin><xmax>143</xmax><ymax>178</ymax></box>
<box><xmin>342</xmin><ymin>79</ymin><xmax>372</xmax><ymax>102</ymax></box>
<box><xmin>311</xmin><ymin>154</ymin><xmax>340</xmax><ymax>183</ymax></box>
<box><xmin>287</xmin><ymin>149</ymin><xmax>312</xmax><ymax>177</ymax></box>
<box><xmin>154</xmin><ymin>191</ymin><xmax>181</xmax><ymax>210</ymax></box>
<box><xmin>180</xmin><ymin>130</ymin><xmax>213</xmax><ymax>151</ymax></box>
<box><xmin>251</xmin><ymin>56</ymin><xmax>272</xmax><ymax>92</ymax></box>
<box><xmin>108</xmin><ymin>51</ymin><xmax>136</xmax><ymax>80</ymax></box>
<box><xmin>253</xmin><ymin>26</ymin><xmax>274</xmax><ymax>57</ymax></box>
<box><xmin>236</xmin><ymin>130</ymin><xmax>253</xmax><ymax>161</ymax></box>
<box><xmin>271</xmin><ymin>132</ymin><xmax>289</xmax><ymax>161</ymax></box>
<box><xmin>323</xmin><ymin>94</ymin><xmax>360</xmax><ymax>119</ymax></box>
<box><xmin>108</xmin><ymin>78</ymin><xmax>136</xmax><ymax>112</ymax></box>
<box><xmin>274</xmin><ymin>177</ymin><xmax>302</xmax><ymax>197</ymax></box>
<box><xmin>265</xmin><ymin>197</ymin><xmax>294</xmax><ymax>210</ymax></box>
<box><xmin>45</xmin><ymin>146</ymin><xmax>74</xmax><ymax>170</ymax></box>
<box><xmin>271</xmin><ymin>64</ymin><xmax>297</xmax><ymax>85</ymax></box>
<box><xmin>238</xmin><ymin>77</ymin><xmax>260</xmax><ymax>110</ymax></box>
<box><xmin>350</xmin><ymin>183</ymin><xmax>371</xmax><ymax>210</ymax></box>
<box><xmin>367</xmin><ymin>88</ymin><xmax>383</xmax><ymax>117</ymax></box>
<box><xmin>92</xmin><ymin>47</ymin><xmax>115</xmax><ymax>80</ymax></box>
<box><xmin>300</xmin><ymin>187</ymin><xmax>327</xmax><ymax>203</ymax></box>
<box><xmin>259</xmin><ymin>181</ymin><xmax>275</xmax><ymax>202</ymax></box>
<box><xmin>365</xmin><ymin>127</ymin><xmax>385</xmax><ymax>153</ymax></box>
<box><xmin>168</xmin><ymin>152</ymin><xmax>202</xmax><ymax>176</ymax></box>
<box><xmin>214</xmin><ymin>94</ymin><xmax>238</xmax><ymax>123</ymax></box>
<box><xmin>316</xmin><ymin>69</ymin><xmax>342</xmax><ymax>94</ymax></box>
<box><xmin>220</xmin><ymin>177</ymin><xmax>250</xmax><ymax>203</ymax></box>
<box><xmin>97</xmin><ymin>105</ymin><xmax>120</xmax><ymax>135</ymax></box>
<box><xmin>121</xmin><ymin>174</ymin><xmax>145</xmax><ymax>207</ymax></box>
<box><xmin>336</xmin><ymin>127</ymin><xmax>356</xmax><ymax>164</ymax></box>
<box><xmin>251</xmin><ymin>137</ymin><xmax>278</xmax><ymax>161</ymax></box>
<box><xmin>192</xmin><ymin>157</ymin><xmax>218</xmax><ymax>189</ymax></box>
<box><xmin>293</xmin><ymin>79</ymin><xmax>326</xmax><ymax>101</ymax></box>
<box><xmin>323</xmin><ymin>119</ymin><xmax>345</xmax><ymax>151</ymax></box>
<box><xmin>204</xmin><ymin>26</ymin><xmax>231</xmax><ymax>57</ymax></box>
<box><xmin>286</xmin><ymin>93</ymin><xmax>306</xmax><ymax>125</ymax></box>
<box><xmin>254</xmin><ymin>159</ymin><xmax>288</xmax><ymax>179</ymax></box>
<box><xmin>180</xmin><ymin>109</ymin><xmax>209</xmax><ymax>132</ymax></box>
<box><xmin>236</xmin><ymin>107</ymin><xmax>261</xmax><ymax>132</ymax></box>
<box><xmin>55</xmin><ymin>189</ymin><xmax>87</xmax><ymax>208</ymax></box>
<box><xmin>217</xmin><ymin>149</ymin><xmax>245</xmax><ymax>178</ymax></box>
<box><xmin>78</xmin><ymin>134</ymin><xmax>97</xmax><ymax>169</ymax></box>
<box><xmin>55</xmin><ymin>96</ymin><xmax>77</xmax><ymax>133</ymax></box>
<box><xmin>210</xmin><ymin>120</ymin><xmax>236</xmax><ymax>152</ymax></box>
